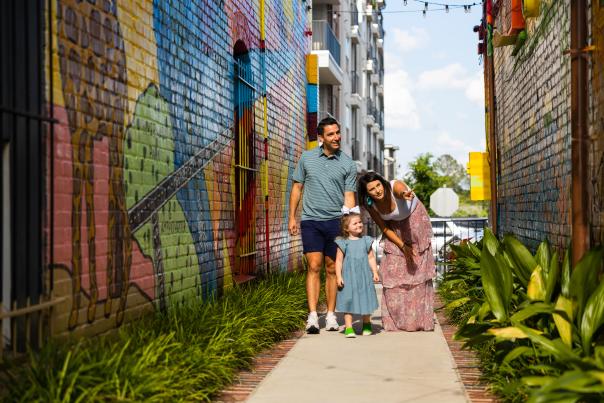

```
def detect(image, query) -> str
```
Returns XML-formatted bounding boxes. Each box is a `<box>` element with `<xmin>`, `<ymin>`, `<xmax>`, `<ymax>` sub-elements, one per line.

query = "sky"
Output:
<box><xmin>382</xmin><ymin>1</ymin><xmax>486</xmax><ymax>178</ymax></box>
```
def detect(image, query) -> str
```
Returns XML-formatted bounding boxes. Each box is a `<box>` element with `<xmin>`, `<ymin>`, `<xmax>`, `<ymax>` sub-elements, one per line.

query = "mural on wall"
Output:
<box><xmin>55</xmin><ymin>0</ymin><xmax>133</xmax><ymax>328</ymax></box>
<box><xmin>51</xmin><ymin>0</ymin><xmax>306</xmax><ymax>333</ymax></box>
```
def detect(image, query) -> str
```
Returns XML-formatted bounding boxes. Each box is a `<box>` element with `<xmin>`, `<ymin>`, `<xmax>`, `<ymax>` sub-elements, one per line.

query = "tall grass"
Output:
<box><xmin>1</xmin><ymin>272</ymin><xmax>308</xmax><ymax>402</ymax></box>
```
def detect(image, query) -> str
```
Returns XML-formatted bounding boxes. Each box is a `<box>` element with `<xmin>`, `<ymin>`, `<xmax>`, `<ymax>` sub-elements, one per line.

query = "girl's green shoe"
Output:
<box><xmin>344</xmin><ymin>327</ymin><xmax>356</xmax><ymax>338</ymax></box>
<box><xmin>362</xmin><ymin>323</ymin><xmax>372</xmax><ymax>336</ymax></box>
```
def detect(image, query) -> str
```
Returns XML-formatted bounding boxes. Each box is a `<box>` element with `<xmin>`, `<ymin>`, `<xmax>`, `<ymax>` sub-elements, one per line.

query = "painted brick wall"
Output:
<box><xmin>591</xmin><ymin>2</ymin><xmax>604</xmax><ymax>246</ymax></box>
<box><xmin>48</xmin><ymin>0</ymin><xmax>306</xmax><ymax>337</ymax></box>
<box><xmin>493</xmin><ymin>0</ymin><xmax>572</xmax><ymax>251</ymax></box>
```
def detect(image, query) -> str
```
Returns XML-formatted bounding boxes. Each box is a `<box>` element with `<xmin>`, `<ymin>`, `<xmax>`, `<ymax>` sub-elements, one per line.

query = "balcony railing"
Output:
<box><xmin>312</xmin><ymin>20</ymin><xmax>341</xmax><ymax>66</ymax></box>
<box><xmin>351</xmin><ymin>7</ymin><xmax>359</xmax><ymax>26</ymax></box>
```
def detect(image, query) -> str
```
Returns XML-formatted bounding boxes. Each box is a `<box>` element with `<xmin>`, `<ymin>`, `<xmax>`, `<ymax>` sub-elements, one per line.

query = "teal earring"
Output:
<box><xmin>366</xmin><ymin>196</ymin><xmax>373</xmax><ymax>206</ymax></box>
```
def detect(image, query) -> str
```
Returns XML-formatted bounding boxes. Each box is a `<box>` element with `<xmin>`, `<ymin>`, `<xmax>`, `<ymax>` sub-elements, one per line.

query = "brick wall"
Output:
<box><xmin>48</xmin><ymin>0</ymin><xmax>307</xmax><ymax>336</ymax></box>
<box><xmin>591</xmin><ymin>2</ymin><xmax>604</xmax><ymax>246</ymax></box>
<box><xmin>493</xmin><ymin>0</ymin><xmax>572</xmax><ymax>251</ymax></box>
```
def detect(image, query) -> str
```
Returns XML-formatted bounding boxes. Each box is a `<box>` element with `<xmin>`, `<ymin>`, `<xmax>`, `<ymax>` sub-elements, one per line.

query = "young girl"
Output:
<box><xmin>335</xmin><ymin>211</ymin><xmax>380</xmax><ymax>338</ymax></box>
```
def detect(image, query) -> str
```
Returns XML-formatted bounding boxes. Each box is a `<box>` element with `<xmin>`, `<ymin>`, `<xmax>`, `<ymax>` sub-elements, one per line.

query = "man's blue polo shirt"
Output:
<box><xmin>292</xmin><ymin>146</ymin><xmax>357</xmax><ymax>221</ymax></box>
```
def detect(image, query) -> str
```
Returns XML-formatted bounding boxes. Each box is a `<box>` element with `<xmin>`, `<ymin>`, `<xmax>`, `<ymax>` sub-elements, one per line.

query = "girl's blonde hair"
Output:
<box><xmin>339</xmin><ymin>212</ymin><xmax>361</xmax><ymax>238</ymax></box>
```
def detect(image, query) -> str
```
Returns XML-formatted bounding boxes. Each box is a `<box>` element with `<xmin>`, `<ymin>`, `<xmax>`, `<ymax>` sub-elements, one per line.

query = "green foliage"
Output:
<box><xmin>1</xmin><ymin>272</ymin><xmax>308</xmax><ymax>402</ymax></box>
<box><xmin>438</xmin><ymin>234</ymin><xmax>604</xmax><ymax>402</ymax></box>
<box><xmin>404</xmin><ymin>153</ymin><xmax>447</xmax><ymax>212</ymax></box>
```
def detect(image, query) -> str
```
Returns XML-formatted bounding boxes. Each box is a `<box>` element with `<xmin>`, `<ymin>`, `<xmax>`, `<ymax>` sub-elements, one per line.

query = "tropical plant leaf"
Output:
<box><xmin>445</xmin><ymin>297</ymin><xmax>471</xmax><ymax>310</ymax></box>
<box><xmin>502</xmin><ymin>250</ymin><xmax>529</xmax><ymax>287</ymax></box>
<box><xmin>580</xmin><ymin>268</ymin><xmax>604</xmax><ymax>355</ymax></box>
<box><xmin>523</xmin><ymin>376</ymin><xmax>556</xmax><ymax>386</ymax></box>
<box><xmin>553</xmin><ymin>295</ymin><xmax>575</xmax><ymax>348</ymax></box>
<box><xmin>502</xmin><ymin>346</ymin><xmax>533</xmax><ymax>366</ymax></box>
<box><xmin>514</xmin><ymin>323</ymin><xmax>583</xmax><ymax>366</ymax></box>
<box><xmin>483</xmin><ymin>228</ymin><xmax>500</xmax><ymax>256</ymax></box>
<box><xmin>535</xmin><ymin>240</ymin><xmax>551</xmax><ymax>274</ymax></box>
<box><xmin>454</xmin><ymin>322</ymin><xmax>493</xmax><ymax>340</ymax></box>
<box><xmin>527</xmin><ymin>266</ymin><xmax>547</xmax><ymax>301</ymax></box>
<box><xmin>511</xmin><ymin>302</ymin><xmax>555</xmax><ymax>322</ymax></box>
<box><xmin>560</xmin><ymin>249</ymin><xmax>571</xmax><ymax>297</ymax></box>
<box><xmin>569</xmin><ymin>248</ymin><xmax>603</xmax><ymax>330</ymax></box>
<box><xmin>488</xmin><ymin>326</ymin><xmax>530</xmax><ymax>339</ymax></box>
<box><xmin>544</xmin><ymin>251</ymin><xmax>560</xmax><ymax>303</ymax></box>
<box><xmin>480</xmin><ymin>243</ymin><xmax>508</xmax><ymax>321</ymax></box>
<box><xmin>503</xmin><ymin>234</ymin><xmax>537</xmax><ymax>284</ymax></box>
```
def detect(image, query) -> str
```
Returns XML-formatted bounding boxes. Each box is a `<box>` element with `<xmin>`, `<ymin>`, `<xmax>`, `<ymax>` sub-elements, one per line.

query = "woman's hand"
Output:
<box><xmin>401</xmin><ymin>243</ymin><xmax>417</xmax><ymax>259</ymax></box>
<box><xmin>336</xmin><ymin>275</ymin><xmax>344</xmax><ymax>288</ymax></box>
<box><xmin>402</xmin><ymin>188</ymin><xmax>415</xmax><ymax>200</ymax></box>
<box><xmin>372</xmin><ymin>271</ymin><xmax>380</xmax><ymax>283</ymax></box>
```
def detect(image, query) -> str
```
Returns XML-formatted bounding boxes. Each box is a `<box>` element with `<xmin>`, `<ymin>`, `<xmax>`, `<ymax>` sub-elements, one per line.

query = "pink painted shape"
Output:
<box><xmin>51</xmin><ymin>105</ymin><xmax>155</xmax><ymax>302</ymax></box>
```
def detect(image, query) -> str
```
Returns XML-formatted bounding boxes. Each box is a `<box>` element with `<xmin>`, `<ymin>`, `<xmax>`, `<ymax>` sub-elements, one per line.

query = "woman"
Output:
<box><xmin>358</xmin><ymin>172</ymin><xmax>435</xmax><ymax>331</ymax></box>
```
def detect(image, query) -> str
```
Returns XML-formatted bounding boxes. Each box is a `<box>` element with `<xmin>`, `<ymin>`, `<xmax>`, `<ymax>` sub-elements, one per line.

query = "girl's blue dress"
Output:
<box><xmin>335</xmin><ymin>236</ymin><xmax>379</xmax><ymax>315</ymax></box>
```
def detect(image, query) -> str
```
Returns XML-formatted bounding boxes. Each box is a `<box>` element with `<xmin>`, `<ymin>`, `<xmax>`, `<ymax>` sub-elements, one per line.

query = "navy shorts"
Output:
<box><xmin>300</xmin><ymin>219</ymin><xmax>341</xmax><ymax>260</ymax></box>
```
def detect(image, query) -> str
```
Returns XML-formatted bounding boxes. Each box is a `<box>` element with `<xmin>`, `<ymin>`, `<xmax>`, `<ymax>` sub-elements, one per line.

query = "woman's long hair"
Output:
<box><xmin>357</xmin><ymin>171</ymin><xmax>392</xmax><ymax>211</ymax></box>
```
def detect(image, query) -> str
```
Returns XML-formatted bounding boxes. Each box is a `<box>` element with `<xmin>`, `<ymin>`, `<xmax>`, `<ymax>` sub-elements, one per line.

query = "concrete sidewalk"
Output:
<box><xmin>247</xmin><ymin>285</ymin><xmax>468</xmax><ymax>403</ymax></box>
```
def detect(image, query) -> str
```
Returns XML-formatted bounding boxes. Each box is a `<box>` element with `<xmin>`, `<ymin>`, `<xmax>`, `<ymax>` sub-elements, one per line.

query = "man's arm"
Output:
<box><xmin>288</xmin><ymin>182</ymin><xmax>303</xmax><ymax>235</ymax></box>
<box><xmin>344</xmin><ymin>191</ymin><xmax>356</xmax><ymax>208</ymax></box>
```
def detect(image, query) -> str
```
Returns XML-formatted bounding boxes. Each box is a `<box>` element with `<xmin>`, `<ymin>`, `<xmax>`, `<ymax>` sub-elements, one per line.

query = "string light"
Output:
<box><xmin>423</xmin><ymin>9</ymin><xmax>426</xmax><ymax>17</ymax></box>
<box><xmin>403</xmin><ymin>0</ymin><xmax>407</xmax><ymax>5</ymax></box>
<box><xmin>424</xmin><ymin>2</ymin><xmax>428</xmax><ymax>11</ymax></box>
<box><xmin>445</xmin><ymin>5</ymin><xmax>449</xmax><ymax>13</ymax></box>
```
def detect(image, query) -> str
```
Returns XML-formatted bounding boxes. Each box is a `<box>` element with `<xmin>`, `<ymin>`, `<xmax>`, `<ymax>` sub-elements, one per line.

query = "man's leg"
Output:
<box><xmin>305</xmin><ymin>252</ymin><xmax>324</xmax><ymax>313</ymax></box>
<box><xmin>324</xmin><ymin>255</ymin><xmax>337</xmax><ymax>313</ymax></box>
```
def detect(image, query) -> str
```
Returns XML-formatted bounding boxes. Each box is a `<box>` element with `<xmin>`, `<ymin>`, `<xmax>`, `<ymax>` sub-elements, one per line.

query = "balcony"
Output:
<box><xmin>365</xmin><ymin>4</ymin><xmax>374</xmax><ymax>21</ymax></box>
<box><xmin>377</xmin><ymin>84</ymin><xmax>384</xmax><ymax>96</ymax></box>
<box><xmin>312</xmin><ymin>20</ymin><xmax>343</xmax><ymax>85</ymax></box>
<box><xmin>371</xmin><ymin>23</ymin><xmax>380</xmax><ymax>37</ymax></box>
<box><xmin>371</xmin><ymin>73</ymin><xmax>379</xmax><ymax>84</ymax></box>
<box><xmin>350</xmin><ymin>25</ymin><xmax>360</xmax><ymax>44</ymax></box>
<box><xmin>352</xmin><ymin>138</ymin><xmax>361</xmax><ymax>161</ymax></box>
<box><xmin>365</xmin><ymin>58</ymin><xmax>374</xmax><ymax>73</ymax></box>
<box><xmin>377</xmin><ymin>38</ymin><xmax>384</xmax><ymax>50</ymax></box>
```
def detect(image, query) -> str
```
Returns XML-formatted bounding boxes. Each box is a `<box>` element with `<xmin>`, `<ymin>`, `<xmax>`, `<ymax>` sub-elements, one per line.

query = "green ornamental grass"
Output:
<box><xmin>1</xmin><ymin>272</ymin><xmax>308</xmax><ymax>402</ymax></box>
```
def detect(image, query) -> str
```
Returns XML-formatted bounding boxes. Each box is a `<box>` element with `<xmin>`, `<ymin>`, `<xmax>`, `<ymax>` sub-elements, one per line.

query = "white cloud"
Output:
<box><xmin>384</xmin><ymin>69</ymin><xmax>420</xmax><ymax>130</ymax></box>
<box><xmin>417</xmin><ymin>63</ymin><xmax>484</xmax><ymax>106</ymax></box>
<box><xmin>391</xmin><ymin>27</ymin><xmax>429</xmax><ymax>53</ymax></box>
<box><xmin>464</xmin><ymin>71</ymin><xmax>484</xmax><ymax>107</ymax></box>
<box><xmin>435</xmin><ymin>131</ymin><xmax>477</xmax><ymax>164</ymax></box>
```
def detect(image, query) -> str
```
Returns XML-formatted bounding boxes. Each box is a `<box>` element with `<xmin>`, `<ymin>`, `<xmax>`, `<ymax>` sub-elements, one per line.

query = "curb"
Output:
<box><xmin>434</xmin><ymin>295</ymin><xmax>499</xmax><ymax>403</ymax></box>
<box><xmin>213</xmin><ymin>330</ymin><xmax>304</xmax><ymax>402</ymax></box>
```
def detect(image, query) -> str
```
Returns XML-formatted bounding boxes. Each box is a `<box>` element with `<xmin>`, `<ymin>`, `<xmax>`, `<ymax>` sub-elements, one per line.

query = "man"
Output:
<box><xmin>289</xmin><ymin>117</ymin><xmax>357</xmax><ymax>334</ymax></box>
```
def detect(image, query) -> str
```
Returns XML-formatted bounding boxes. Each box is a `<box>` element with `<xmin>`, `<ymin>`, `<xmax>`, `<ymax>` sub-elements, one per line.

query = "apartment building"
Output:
<box><xmin>311</xmin><ymin>0</ymin><xmax>386</xmax><ymax>173</ymax></box>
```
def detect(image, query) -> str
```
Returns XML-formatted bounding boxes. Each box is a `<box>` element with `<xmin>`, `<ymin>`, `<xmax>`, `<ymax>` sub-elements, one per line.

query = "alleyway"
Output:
<box><xmin>243</xmin><ymin>285</ymin><xmax>467</xmax><ymax>403</ymax></box>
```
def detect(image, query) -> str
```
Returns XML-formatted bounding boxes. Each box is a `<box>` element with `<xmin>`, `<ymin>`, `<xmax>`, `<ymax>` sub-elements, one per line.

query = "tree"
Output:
<box><xmin>434</xmin><ymin>154</ymin><xmax>469</xmax><ymax>193</ymax></box>
<box><xmin>404</xmin><ymin>153</ymin><xmax>446</xmax><ymax>212</ymax></box>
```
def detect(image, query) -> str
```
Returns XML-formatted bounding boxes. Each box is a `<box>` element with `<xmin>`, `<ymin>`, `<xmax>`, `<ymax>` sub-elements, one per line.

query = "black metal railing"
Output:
<box><xmin>430</xmin><ymin>217</ymin><xmax>488</xmax><ymax>266</ymax></box>
<box><xmin>312</xmin><ymin>20</ymin><xmax>341</xmax><ymax>66</ymax></box>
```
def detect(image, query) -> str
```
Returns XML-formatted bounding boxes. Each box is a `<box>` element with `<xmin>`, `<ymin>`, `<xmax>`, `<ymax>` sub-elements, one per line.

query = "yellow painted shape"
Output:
<box><xmin>222</xmin><ymin>237</ymin><xmax>233</xmax><ymax>289</ymax></box>
<box><xmin>48</xmin><ymin>1</ymin><xmax>65</xmax><ymax>108</ymax></box>
<box><xmin>467</xmin><ymin>152</ymin><xmax>491</xmax><ymax>201</ymax></box>
<box><xmin>306</xmin><ymin>54</ymin><xmax>319</xmax><ymax>84</ymax></box>
<box><xmin>117</xmin><ymin>0</ymin><xmax>160</xmax><ymax>124</ymax></box>
<box><xmin>307</xmin><ymin>140</ymin><xmax>318</xmax><ymax>150</ymax></box>
<box><xmin>523</xmin><ymin>0</ymin><xmax>540</xmax><ymax>18</ymax></box>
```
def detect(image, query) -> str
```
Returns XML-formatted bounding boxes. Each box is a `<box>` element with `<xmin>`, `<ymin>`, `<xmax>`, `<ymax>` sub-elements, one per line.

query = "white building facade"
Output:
<box><xmin>311</xmin><ymin>0</ymin><xmax>385</xmax><ymax>173</ymax></box>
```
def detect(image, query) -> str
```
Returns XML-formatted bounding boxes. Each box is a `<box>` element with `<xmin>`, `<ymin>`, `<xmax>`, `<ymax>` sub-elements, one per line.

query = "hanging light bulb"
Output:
<box><xmin>422</xmin><ymin>9</ymin><xmax>426</xmax><ymax>17</ymax></box>
<box><xmin>403</xmin><ymin>0</ymin><xmax>407</xmax><ymax>5</ymax></box>
<box><xmin>424</xmin><ymin>2</ymin><xmax>428</xmax><ymax>11</ymax></box>
<box><xmin>445</xmin><ymin>4</ymin><xmax>449</xmax><ymax>12</ymax></box>
<box><xmin>467</xmin><ymin>5</ymin><xmax>472</xmax><ymax>12</ymax></box>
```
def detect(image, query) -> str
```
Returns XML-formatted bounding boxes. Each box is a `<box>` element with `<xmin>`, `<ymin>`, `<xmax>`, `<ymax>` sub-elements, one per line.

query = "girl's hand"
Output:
<box><xmin>372</xmin><ymin>272</ymin><xmax>380</xmax><ymax>282</ymax></box>
<box><xmin>337</xmin><ymin>275</ymin><xmax>344</xmax><ymax>288</ymax></box>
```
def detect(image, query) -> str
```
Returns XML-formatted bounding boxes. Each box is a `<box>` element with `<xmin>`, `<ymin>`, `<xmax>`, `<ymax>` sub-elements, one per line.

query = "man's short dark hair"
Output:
<box><xmin>317</xmin><ymin>117</ymin><xmax>340</xmax><ymax>136</ymax></box>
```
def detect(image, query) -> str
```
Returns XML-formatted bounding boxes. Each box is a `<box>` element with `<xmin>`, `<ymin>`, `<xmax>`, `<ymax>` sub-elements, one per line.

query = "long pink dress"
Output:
<box><xmin>378</xmin><ymin>200</ymin><xmax>435</xmax><ymax>331</ymax></box>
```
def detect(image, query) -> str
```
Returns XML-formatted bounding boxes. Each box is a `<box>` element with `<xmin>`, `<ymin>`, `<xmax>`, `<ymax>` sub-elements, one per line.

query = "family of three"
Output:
<box><xmin>288</xmin><ymin>117</ymin><xmax>435</xmax><ymax>337</ymax></box>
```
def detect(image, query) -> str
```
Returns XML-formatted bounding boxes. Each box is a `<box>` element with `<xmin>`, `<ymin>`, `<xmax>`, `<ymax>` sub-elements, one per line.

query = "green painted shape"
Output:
<box><xmin>124</xmin><ymin>84</ymin><xmax>200</xmax><ymax>308</ymax></box>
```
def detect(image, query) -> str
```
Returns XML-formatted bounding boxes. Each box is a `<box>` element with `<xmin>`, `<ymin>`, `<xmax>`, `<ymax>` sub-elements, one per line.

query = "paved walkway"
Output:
<box><xmin>246</xmin><ymin>284</ymin><xmax>468</xmax><ymax>403</ymax></box>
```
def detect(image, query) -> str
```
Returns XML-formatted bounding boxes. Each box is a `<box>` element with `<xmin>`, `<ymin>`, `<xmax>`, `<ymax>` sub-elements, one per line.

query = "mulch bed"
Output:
<box><xmin>434</xmin><ymin>295</ymin><xmax>499</xmax><ymax>403</ymax></box>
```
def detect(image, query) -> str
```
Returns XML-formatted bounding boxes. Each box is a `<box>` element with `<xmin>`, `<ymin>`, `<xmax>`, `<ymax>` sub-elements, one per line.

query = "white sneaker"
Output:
<box><xmin>306</xmin><ymin>312</ymin><xmax>320</xmax><ymax>334</ymax></box>
<box><xmin>325</xmin><ymin>312</ymin><xmax>340</xmax><ymax>331</ymax></box>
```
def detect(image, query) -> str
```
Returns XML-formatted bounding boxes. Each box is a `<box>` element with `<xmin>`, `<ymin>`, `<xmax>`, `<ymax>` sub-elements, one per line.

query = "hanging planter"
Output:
<box><xmin>522</xmin><ymin>0</ymin><xmax>541</xmax><ymax>18</ymax></box>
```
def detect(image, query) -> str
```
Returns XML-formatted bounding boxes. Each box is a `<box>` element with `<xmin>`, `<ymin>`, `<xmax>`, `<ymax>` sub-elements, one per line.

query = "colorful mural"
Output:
<box><xmin>50</xmin><ymin>0</ymin><xmax>306</xmax><ymax>334</ymax></box>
